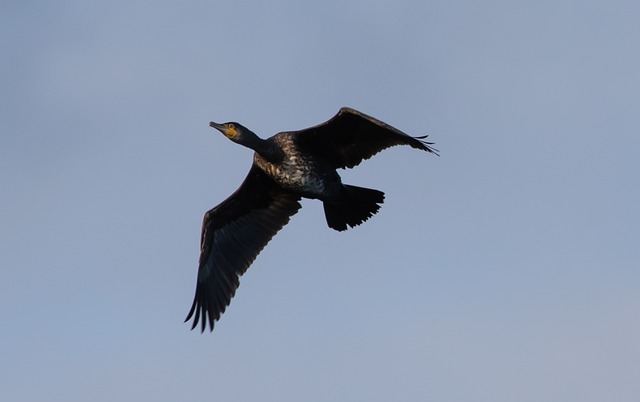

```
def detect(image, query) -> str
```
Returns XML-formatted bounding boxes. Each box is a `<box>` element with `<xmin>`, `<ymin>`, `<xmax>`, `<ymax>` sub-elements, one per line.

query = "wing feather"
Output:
<box><xmin>294</xmin><ymin>107</ymin><xmax>438</xmax><ymax>169</ymax></box>
<box><xmin>185</xmin><ymin>165</ymin><xmax>301</xmax><ymax>332</ymax></box>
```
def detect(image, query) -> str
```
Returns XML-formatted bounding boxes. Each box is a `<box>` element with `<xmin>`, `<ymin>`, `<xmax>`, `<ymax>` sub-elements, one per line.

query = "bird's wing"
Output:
<box><xmin>185</xmin><ymin>165</ymin><xmax>302</xmax><ymax>332</ymax></box>
<box><xmin>293</xmin><ymin>107</ymin><xmax>438</xmax><ymax>169</ymax></box>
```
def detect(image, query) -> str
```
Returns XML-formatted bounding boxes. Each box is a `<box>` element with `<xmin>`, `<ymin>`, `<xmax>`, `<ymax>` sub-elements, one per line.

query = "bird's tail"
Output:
<box><xmin>323</xmin><ymin>185</ymin><xmax>385</xmax><ymax>232</ymax></box>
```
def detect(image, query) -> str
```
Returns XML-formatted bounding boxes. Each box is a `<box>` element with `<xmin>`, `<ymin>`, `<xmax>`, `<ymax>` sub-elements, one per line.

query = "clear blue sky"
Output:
<box><xmin>2</xmin><ymin>1</ymin><xmax>639</xmax><ymax>401</ymax></box>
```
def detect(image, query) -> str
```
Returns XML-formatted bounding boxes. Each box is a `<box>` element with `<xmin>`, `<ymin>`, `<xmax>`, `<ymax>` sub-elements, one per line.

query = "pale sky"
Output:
<box><xmin>2</xmin><ymin>1</ymin><xmax>639</xmax><ymax>401</ymax></box>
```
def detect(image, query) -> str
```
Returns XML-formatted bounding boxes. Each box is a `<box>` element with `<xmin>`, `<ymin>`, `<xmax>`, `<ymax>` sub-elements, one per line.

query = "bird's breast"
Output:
<box><xmin>254</xmin><ymin>152</ymin><xmax>328</xmax><ymax>198</ymax></box>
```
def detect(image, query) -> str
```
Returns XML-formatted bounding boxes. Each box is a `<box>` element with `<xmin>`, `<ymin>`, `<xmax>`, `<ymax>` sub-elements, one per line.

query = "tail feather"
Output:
<box><xmin>323</xmin><ymin>185</ymin><xmax>385</xmax><ymax>231</ymax></box>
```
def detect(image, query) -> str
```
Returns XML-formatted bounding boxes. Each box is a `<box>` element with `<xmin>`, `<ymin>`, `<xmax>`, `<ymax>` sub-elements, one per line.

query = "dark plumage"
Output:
<box><xmin>185</xmin><ymin>107</ymin><xmax>438</xmax><ymax>332</ymax></box>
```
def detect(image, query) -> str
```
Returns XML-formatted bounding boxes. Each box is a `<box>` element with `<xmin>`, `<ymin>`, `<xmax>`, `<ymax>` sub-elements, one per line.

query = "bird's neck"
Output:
<box><xmin>250</xmin><ymin>137</ymin><xmax>284</xmax><ymax>163</ymax></box>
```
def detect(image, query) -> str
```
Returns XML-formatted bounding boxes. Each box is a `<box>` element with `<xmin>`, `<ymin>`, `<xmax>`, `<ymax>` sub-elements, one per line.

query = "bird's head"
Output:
<box><xmin>209</xmin><ymin>121</ymin><xmax>256</xmax><ymax>145</ymax></box>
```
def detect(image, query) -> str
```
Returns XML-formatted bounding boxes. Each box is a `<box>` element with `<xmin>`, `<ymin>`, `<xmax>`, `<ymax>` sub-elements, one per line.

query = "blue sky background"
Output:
<box><xmin>2</xmin><ymin>1</ymin><xmax>639</xmax><ymax>401</ymax></box>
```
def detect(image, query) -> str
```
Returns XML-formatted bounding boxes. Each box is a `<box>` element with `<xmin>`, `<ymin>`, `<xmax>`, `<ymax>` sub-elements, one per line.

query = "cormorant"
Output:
<box><xmin>185</xmin><ymin>107</ymin><xmax>438</xmax><ymax>332</ymax></box>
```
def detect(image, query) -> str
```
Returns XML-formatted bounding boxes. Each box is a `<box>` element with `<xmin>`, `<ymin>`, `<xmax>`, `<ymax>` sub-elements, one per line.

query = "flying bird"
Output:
<box><xmin>185</xmin><ymin>107</ymin><xmax>438</xmax><ymax>332</ymax></box>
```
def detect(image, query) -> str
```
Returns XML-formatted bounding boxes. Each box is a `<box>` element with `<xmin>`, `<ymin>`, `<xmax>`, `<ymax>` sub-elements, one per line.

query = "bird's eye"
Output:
<box><xmin>227</xmin><ymin>123</ymin><xmax>235</xmax><ymax>130</ymax></box>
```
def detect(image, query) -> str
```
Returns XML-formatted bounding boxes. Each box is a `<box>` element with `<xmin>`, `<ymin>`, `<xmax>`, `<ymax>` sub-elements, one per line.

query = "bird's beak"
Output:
<box><xmin>209</xmin><ymin>121</ymin><xmax>225</xmax><ymax>132</ymax></box>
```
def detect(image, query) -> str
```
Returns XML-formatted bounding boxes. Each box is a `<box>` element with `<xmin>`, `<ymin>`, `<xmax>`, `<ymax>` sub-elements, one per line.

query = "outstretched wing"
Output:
<box><xmin>293</xmin><ymin>107</ymin><xmax>438</xmax><ymax>169</ymax></box>
<box><xmin>185</xmin><ymin>165</ymin><xmax>302</xmax><ymax>332</ymax></box>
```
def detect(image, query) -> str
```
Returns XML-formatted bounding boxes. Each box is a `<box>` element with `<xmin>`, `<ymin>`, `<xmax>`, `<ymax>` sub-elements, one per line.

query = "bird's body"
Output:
<box><xmin>252</xmin><ymin>133</ymin><xmax>339</xmax><ymax>199</ymax></box>
<box><xmin>186</xmin><ymin>107</ymin><xmax>438</xmax><ymax>332</ymax></box>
